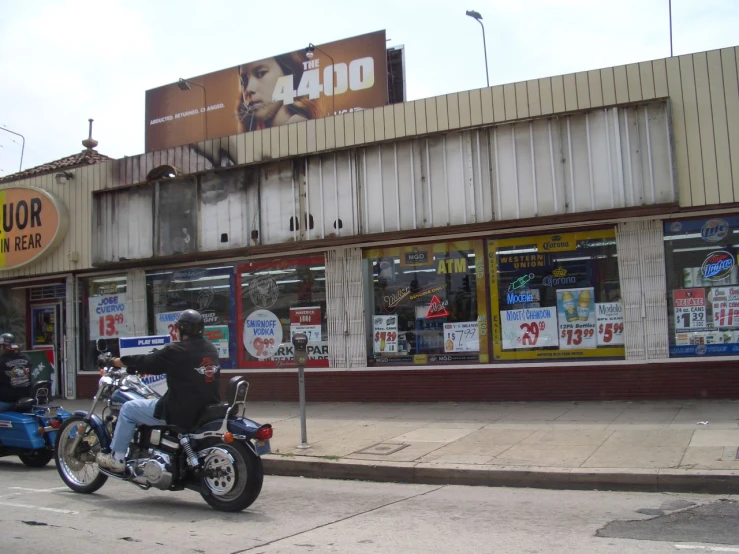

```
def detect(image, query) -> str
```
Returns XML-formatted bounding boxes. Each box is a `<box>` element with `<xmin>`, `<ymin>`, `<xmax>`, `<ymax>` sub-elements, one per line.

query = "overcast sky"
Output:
<box><xmin>1</xmin><ymin>0</ymin><xmax>737</xmax><ymax>176</ymax></box>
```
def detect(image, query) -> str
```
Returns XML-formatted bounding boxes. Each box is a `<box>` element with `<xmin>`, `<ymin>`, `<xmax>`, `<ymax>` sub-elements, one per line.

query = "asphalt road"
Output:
<box><xmin>0</xmin><ymin>456</ymin><xmax>737</xmax><ymax>553</ymax></box>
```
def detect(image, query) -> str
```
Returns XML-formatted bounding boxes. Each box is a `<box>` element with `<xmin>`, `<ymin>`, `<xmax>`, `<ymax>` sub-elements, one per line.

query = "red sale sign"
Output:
<box><xmin>289</xmin><ymin>307</ymin><xmax>321</xmax><ymax>326</ymax></box>
<box><xmin>673</xmin><ymin>288</ymin><xmax>707</xmax><ymax>330</ymax></box>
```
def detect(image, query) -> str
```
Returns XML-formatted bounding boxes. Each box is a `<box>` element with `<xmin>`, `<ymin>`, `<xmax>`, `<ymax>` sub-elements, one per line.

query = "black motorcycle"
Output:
<box><xmin>54</xmin><ymin>344</ymin><xmax>272</xmax><ymax>512</ymax></box>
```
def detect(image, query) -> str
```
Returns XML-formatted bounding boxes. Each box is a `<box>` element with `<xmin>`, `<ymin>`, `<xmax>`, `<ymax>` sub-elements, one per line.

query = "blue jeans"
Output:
<box><xmin>110</xmin><ymin>398</ymin><xmax>167</xmax><ymax>455</ymax></box>
<box><xmin>0</xmin><ymin>401</ymin><xmax>12</xmax><ymax>412</ymax></box>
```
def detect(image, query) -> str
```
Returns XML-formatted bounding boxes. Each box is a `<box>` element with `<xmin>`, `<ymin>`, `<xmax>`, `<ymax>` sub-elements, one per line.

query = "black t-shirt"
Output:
<box><xmin>0</xmin><ymin>352</ymin><xmax>33</xmax><ymax>403</ymax></box>
<box><xmin>121</xmin><ymin>337</ymin><xmax>221</xmax><ymax>430</ymax></box>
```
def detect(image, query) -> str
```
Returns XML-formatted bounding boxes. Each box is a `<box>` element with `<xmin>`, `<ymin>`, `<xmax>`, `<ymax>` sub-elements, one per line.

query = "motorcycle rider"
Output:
<box><xmin>96</xmin><ymin>309</ymin><xmax>221</xmax><ymax>473</ymax></box>
<box><xmin>0</xmin><ymin>333</ymin><xmax>32</xmax><ymax>412</ymax></box>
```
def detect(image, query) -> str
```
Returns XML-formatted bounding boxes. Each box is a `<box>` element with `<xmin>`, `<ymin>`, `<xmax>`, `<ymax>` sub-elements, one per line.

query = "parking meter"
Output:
<box><xmin>292</xmin><ymin>333</ymin><xmax>309</xmax><ymax>367</ymax></box>
<box><xmin>292</xmin><ymin>333</ymin><xmax>310</xmax><ymax>448</ymax></box>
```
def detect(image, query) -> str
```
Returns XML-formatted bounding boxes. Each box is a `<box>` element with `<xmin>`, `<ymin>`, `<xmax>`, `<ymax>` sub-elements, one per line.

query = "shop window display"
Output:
<box><xmin>81</xmin><ymin>275</ymin><xmax>128</xmax><ymax>370</ymax></box>
<box><xmin>146</xmin><ymin>266</ymin><xmax>235</xmax><ymax>368</ymax></box>
<box><xmin>664</xmin><ymin>216</ymin><xmax>739</xmax><ymax>357</ymax></box>
<box><xmin>363</xmin><ymin>241</ymin><xmax>488</xmax><ymax>365</ymax></box>
<box><xmin>488</xmin><ymin>229</ymin><xmax>624</xmax><ymax>361</ymax></box>
<box><xmin>237</xmin><ymin>256</ymin><xmax>328</xmax><ymax>368</ymax></box>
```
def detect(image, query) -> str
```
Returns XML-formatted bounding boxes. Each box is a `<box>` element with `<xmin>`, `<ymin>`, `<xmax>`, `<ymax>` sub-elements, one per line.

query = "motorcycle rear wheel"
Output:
<box><xmin>199</xmin><ymin>440</ymin><xmax>263</xmax><ymax>512</ymax></box>
<box><xmin>55</xmin><ymin>416</ymin><xmax>108</xmax><ymax>494</ymax></box>
<box><xmin>19</xmin><ymin>448</ymin><xmax>54</xmax><ymax>468</ymax></box>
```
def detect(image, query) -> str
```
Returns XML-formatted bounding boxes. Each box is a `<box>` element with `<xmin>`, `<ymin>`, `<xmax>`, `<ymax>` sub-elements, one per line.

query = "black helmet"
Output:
<box><xmin>175</xmin><ymin>309</ymin><xmax>204</xmax><ymax>339</ymax></box>
<box><xmin>0</xmin><ymin>333</ymin><xmax>16</xmax><ymax>347</ymax></box>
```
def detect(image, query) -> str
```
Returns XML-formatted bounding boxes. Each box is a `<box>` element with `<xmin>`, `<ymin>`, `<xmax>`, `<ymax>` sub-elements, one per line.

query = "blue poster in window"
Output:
<box><xmin>664</xmin><ymin>216</ymin><xmax>739</xmax><ymax>240</ymax></box>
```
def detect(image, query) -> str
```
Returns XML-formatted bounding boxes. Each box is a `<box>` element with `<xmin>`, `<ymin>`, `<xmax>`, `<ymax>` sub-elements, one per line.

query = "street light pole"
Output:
<box><xmin>0</xmin><ymin>126</ymin><xmax>25</xmax><ymax>172</ymax></box>
<box><xmin>178</xmin><ymin>78</ymin><xmax>208</xmax><ymax>141</ymax></box>
<box><xmin>306</xmin><ymin>43</ymin><xmax>336</xmax><ymax>116</ymax></box>
<box><xmin>669</xmin><ymin>0</ymin><xmax>674</xmax><ymax>57</ymax></box>
<box><xmin>466</xmin><ymin>10</ymin><xmax>490</xmax><ymax>88</ymax></box>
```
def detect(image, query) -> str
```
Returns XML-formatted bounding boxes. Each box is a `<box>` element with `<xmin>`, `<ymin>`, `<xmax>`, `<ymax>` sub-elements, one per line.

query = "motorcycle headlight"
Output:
<box><xmin>98</xmin><ymin>375</ymin><xmax>114</xmax><ymax>388</ymax></box>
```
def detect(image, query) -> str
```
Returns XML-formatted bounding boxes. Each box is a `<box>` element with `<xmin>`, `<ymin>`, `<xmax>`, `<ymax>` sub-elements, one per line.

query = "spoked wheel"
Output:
<box><xmin>55</xmin><ymin>416</ymin><xmax>108</xmax><ymax>494</ymax></box>
<box><xmin>199</xmin><ymin>441</ymin><xmax>263</xmax><ymax>512</ymax></box>
<box><xmin>19</xmin><ymin>448</ymin><xmax>55</xmax><ymax>468</ymax></box>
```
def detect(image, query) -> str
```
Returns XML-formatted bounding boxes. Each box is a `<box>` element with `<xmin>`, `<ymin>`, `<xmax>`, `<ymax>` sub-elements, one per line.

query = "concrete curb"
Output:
<box><xmin>262</xmin><ymin>456</ymin><xmax>739</xmax><ymax>494</ymax></box>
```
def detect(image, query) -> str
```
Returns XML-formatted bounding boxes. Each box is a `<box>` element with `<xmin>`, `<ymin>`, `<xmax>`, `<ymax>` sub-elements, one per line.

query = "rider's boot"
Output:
<box><xmin>96</xmin><ymin>451</ymin><xmax>125</xmax><ymax>473</ymax></box>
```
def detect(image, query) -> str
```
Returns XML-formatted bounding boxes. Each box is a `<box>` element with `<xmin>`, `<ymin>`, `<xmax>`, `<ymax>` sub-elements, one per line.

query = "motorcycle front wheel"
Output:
<box><xmin>199</xmin><ymin>440</ymin><xmax>263</xmax><ymax>512</ymax></box>
<box><xmin>55</xmin><ymin>416</ymin><xmax>108</xmax><ymax>494</ymax></box>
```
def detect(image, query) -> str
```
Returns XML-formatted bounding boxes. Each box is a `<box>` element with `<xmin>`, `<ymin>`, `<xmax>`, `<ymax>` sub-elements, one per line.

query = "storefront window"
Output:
<box><xmin>146</xmin><ymin>266</ymin><xmax>236</xmax><ymax>368</ymax></box>
<box><xmin>237</xmin><ymin>256</ymin><xmax>328</xmax><ymax>368</ymax></box>
<box><xmin>81</xmin><ymin>275</ymin><xmax>128</xmax><ymax>370</ymax></box>
<box><xmin>664</xmin><ymin>216</ymin><xmax>739</xmax><ymax>357</ymax></box>
<box><xmin>363</xmin><ymin>240</ymin><xmax>488</xmax><ymax>365</ymax></box>
<box><xmin>489</xmin><ymin>229</ymin><xmax>624</xmax><ymax>361</ymax></box>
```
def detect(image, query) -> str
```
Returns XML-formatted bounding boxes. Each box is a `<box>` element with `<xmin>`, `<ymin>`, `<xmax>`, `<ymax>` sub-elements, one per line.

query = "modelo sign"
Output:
<box><xmin>0</xmin><ymin>187</ymin><xmax>68</xmax><ymax>270</ymax></box>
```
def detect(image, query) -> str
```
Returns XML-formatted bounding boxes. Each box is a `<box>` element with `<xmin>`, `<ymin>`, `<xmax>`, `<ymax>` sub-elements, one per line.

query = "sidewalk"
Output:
<box><xmin>61</xmin><ymin>398</ymin><xmax>739</xmax><ymax>493</ymax></box>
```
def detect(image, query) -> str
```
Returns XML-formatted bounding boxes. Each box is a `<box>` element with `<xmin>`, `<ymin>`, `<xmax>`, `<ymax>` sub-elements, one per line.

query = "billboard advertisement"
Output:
<box><xmin>145</xmin><ymin>30</ymin><xmax>388</xmax><ymax>152</ymax></box>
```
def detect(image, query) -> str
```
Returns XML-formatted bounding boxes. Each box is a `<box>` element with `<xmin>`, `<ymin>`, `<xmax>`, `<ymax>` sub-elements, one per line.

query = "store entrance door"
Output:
<box><xmin>30</xmin><ymin>302</ymin><xmax>64</xmax><ymax>396</ymax></box>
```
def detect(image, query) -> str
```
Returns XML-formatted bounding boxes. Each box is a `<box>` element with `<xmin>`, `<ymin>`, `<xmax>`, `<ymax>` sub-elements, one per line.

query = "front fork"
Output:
<box><xmin>68</xmin><ymin>384</ymin><xmax>108</xmax><ymax>453</ymax></box>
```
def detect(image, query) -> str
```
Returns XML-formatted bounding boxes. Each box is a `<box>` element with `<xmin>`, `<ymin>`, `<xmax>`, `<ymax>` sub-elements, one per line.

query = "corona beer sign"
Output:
<box><xmin>0</xmin><ymin>186</ymin><xmax>69</xmax><ymax>270</ymax></box>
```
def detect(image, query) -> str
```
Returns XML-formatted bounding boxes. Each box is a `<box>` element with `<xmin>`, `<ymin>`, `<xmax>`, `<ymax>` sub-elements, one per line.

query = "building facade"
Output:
<box><xmin>2</xmin><ymin>46</ymin><xmax>738</xmax><ymax>401</ymax></box>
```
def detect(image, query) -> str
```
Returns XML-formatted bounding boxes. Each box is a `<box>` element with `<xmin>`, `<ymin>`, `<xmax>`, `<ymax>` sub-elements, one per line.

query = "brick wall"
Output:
<box><xmin>75</xmin><ymin>361</ymin><xmax>739</xmax><ymax>401</ymax></box>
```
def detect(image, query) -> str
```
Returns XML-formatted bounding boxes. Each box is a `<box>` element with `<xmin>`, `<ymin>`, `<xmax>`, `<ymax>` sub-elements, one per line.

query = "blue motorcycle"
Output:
<box><xmin>54</xmin><ymin>342</ymin><xmax>273</xmax><ymax>512</ymax></box>
<box><xmin>0</xmin><ymin>381</ymin><xmax>72</xmax><ymax>468</ymax></box>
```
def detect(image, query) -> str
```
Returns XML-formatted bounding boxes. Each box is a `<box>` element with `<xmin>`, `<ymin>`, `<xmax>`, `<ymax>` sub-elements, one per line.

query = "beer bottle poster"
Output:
<box><xmin>556</xmin><ymin>288</ymin><xmax>597</xmax><ymax>350</ymax></box>
<box><xmin>373</xmin><ymin>315</ymin><xmax>398</xmax><ymax>354</ymax></box>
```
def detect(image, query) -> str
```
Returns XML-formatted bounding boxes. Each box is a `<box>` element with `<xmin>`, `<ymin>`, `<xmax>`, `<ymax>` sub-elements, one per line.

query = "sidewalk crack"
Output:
<box><xmin>228</xmin><ymin>484</ymin><xmax>446</xmax><ymax>554</ymax></box>
<box><xmin>578</xmin><ymin>430</ymin><xmax>615</xmax><ymax>468</ymax></box>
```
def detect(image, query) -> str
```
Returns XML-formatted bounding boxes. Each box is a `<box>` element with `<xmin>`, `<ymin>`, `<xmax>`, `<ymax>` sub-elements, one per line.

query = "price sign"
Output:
<box><xmin>243</xmin><ymin>309</ymin><xmax>282</xmax><ymax>358</ymax></box>
<box><xmin>673</xmin><ymin>289</ymin><xmax>706</xmax><ymax>330</ymax></box>
<box><xmin>443</xmin><ymin>322</ymin><xmax>479</xmax><ymax>352</ymax></box>
<box><xmin>710</xmin><ymin>287</ymin><xmax>739</xmax><ymax>328</ymax></box>
<box><xmin>556</xmin><ymin>288</ymin><xmax>597</xmax><ymax>349</ymax></box>
<box><xmin>597</xmin><ymin>322</ymin><xmax>624</xmax><ymax>344</ymax></box>
<box><xmin>373</xmin><ymin>315</ymin><xmax>398</xmax><ymax>353</ymax></box>
<box><xmin>88</xmin><ymin>294</ymin><xmax>128</xmax><ymax>340</ymax></box>
<box><xmin>204</xmin><ymin>325</ymin><xmax>230</xmax><ymax>358</ymax></box>
<box><xmin>596</xmin><ymin>302</ymin><xmax>625</xmax><ymax>346</ymax></box>
<box><xmin>560</xmin><ymin>328</ymin><xmax>596</xmax><ymax>346</ymax></box>
<box><xmin>289</xmin><ymin>306</ymin><xmax>322</xmax><ymax>342</ymax></box>
<box><xmin>156</xmin><ymin>311</ymin><xmax>182</xmax><ymax>342</ymax></box>
<box><xmin>500</xmin><ymin>308</ymin><xmax>559</xmax><ymax>350</ymax></box>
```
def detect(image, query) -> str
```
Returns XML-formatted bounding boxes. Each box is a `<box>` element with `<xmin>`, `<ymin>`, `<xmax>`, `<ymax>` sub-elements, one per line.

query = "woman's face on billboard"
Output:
<box><xmin>239</xmin><ymin>58</ymin><xmax>286</xmax><ymax>122</ymax></box>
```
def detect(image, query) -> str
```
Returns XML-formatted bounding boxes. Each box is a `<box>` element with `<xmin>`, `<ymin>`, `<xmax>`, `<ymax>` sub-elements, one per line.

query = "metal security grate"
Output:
<box><xmin>616</xmin><ymin>220</ymin><xmax>669</xmax><ymax>360</ymax></box>
<box><xmin>28</xmin><ymin>284</ymin><xmax>66</xmax><ymax>301</ymax></box>
<box><xmin>326</xmin><ymin>247</ymin><xmax>367</xmax><ymax>368</ymax></box>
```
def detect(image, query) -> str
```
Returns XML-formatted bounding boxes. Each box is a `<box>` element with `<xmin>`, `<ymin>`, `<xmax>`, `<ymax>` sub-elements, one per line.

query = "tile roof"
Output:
<box><xmin>0</xmin><ymin>149</ymin><xmax>114</xmax><ymax>183</ymax></box>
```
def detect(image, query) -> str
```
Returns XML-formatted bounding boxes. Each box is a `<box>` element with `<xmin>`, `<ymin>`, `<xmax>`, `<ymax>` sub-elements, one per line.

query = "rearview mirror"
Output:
<box><xmin>96</xmin><ymin>339</ymin><xmax>108</xmax><ymax>353</ymax></box>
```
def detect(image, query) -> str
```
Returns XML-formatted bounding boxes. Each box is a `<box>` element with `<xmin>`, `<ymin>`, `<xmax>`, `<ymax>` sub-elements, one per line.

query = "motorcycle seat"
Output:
<box><xmin>195</xmin><ymin>401</ymin><xmax>230</xmax><ymax>428</ymax></box>
<box><xmin>165</xmin><ymin>402</ymin><xmax>231</xmax><ymax>435</ymax></box>
<box><xmin>9</xmin><ymin>398</ymin><xmax>36</xmax><ymax>412</ymax></box>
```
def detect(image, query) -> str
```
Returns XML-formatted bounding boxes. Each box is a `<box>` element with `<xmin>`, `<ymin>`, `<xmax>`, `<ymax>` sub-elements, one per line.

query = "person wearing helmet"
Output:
<box><xmin>0</xmin><ymin>333</ymin><xmax>32</xmax><ymax>412</ymax></box>
<box><xmin>96</xmin><ymin>309</ymin><xmax>221</xmax><ymax>472</ymax></box>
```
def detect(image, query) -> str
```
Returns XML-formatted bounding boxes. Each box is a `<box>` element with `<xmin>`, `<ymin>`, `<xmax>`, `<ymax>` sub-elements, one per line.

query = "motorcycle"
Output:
<box><xmin>54</xmin><ymin>343</ymin><xmax>273</xmax><ymax>512</ymax></box>
<box><xmin>0</xmin><ymin>381</ymin><xmax>72</xmax><ymax>467</ymax></box>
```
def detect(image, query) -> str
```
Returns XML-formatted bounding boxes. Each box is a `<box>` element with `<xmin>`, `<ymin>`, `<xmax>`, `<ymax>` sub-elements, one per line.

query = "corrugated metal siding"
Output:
<box><xmin>92</xmin><ymin>102</ymin><xmax>673</xmax><ymax>264</ymax></box>
<box><xmin>96</xmin><ymin>47</ymin><xmax>738</xmax><ymax>214</ymax></box>
<box><xmin>2</xmin><ymin>46</ymin><xmax>738</xmax><ymax>278</ymax></box>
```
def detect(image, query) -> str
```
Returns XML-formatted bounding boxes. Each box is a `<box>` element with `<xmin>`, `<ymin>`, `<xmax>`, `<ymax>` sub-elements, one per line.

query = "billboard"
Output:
<box><xmin>145</xmin><ymin>30</ymin><xmax>388</xmax><ymax>152</ymax></box>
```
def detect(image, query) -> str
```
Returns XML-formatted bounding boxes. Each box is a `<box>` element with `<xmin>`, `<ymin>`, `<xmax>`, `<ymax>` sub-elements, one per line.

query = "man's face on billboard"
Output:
<box><xmin>239</xmin><ymin>58</ymin><xmax>286</xmax><ymax>122</ymax></box>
